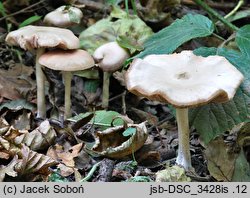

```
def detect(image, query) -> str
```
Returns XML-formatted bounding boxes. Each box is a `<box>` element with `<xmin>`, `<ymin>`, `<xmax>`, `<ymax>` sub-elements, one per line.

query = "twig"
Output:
<box><xmin>0</xmin><ymin>0</ymin><xmax>46</xmax><ymax>22</ymax></box>
<box><xmin>224</xmin><ymin>0</ymin><xmax>244</xmax><ymax>19</ymax></box>
<box><xmin>218</xmin><ymin>33</ymin><xmax>236</xmax><ymax>49</ymax></box>
<box><xmin>192</xmin><ymin>0</ymin><xmax>239</xmax><ymax>31</ymax></box>
<box><xmin>181</xmin><ymin>0</ymin><xmax>236</xmax><ymax>9</ymax></box>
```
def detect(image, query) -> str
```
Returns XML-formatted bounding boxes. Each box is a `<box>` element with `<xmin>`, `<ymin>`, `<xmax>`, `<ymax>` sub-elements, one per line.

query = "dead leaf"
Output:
<box><xmin>15</xmin><ymin>144</ymin><xmax>57</xmax><ymax>176</ymax></box>
<box><xmin>0</xmin><ymin>155</ymin><xmax>18</xmax><ymax>181</ymax></box>
<box><xmin>14</xmin><ymin>120</ymin><xmax>57</xmax><ymax>151</ymax></box>
<box><xmin>91</xmin><ymin>122</ymin><xmax>148</xmax><ymax>158</ymax></box>
<box><xmin>205</xmin><ymin>136</ymin><xmax>238</xmax><ymax>181</ymax></box>
<box><xmin>0</xmin><ymin>64</ymin><xmax>35</xmax><ymax>100</ymax></box>
<box><xmin>155</xmin><ymin>165</ymin><xmax>191</xmax><ymax>182</ymax></box>
<box><xmin>47</xmin><ymin>143</ymin><xmax>83</xmax><ymax>167</ymax></box>
<box><xmin>0</xmin><ymin>118</ymin><xmax>10</xmax><ymax>135</ymax></box>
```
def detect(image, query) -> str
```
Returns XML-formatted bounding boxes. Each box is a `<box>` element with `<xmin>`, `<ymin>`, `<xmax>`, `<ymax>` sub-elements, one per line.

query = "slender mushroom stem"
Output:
<box><xmin>102</xmin><ymin>71</ymin><xmax>111</xmax><ymax>109</ymax></box>
<box><xmin>63</xmin><ymin>71</ymin><xmax>72</xmax><ymax>119</ymax></box>
<box><xmin>175</xmin><ymin>108</ymin><xmax>193</xmax><ymax>170</ymax></box>
<box><xmin>35</xmin><ymin>48</ymin><xmax>46</xmax><ymax>118</ymax></box>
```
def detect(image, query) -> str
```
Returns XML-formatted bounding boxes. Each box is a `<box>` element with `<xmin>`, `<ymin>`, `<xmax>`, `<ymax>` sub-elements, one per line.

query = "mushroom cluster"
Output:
<box><xmin>126</xmin><ymin>50</ymin><xmax>244</xmax><ymax>170</ymax></box>
<box><xmin>5</xmin><ymin>25</ymin><xmax>81</xmax><ymax>119</ymax></box>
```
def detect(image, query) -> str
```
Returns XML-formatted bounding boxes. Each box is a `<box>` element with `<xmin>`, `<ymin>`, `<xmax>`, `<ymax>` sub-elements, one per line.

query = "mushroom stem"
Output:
<box><xmin>102</xmin><ymin>71</ymin><xmax>111</xmax><ymax>109</ymax></box>
<box><xmin>175</xmin><ymin>108</ymin><xmax>192</xmax><ymax>170</ymax></box>
<box><xmin>63</xmin><ymin>71</ymin><xmax>72</xmax><ymax>119</ymax></box>
<box><xmin>35</xmin><ymin>48</ymin><xmax>46</xmax><ymax>118</ymax></box>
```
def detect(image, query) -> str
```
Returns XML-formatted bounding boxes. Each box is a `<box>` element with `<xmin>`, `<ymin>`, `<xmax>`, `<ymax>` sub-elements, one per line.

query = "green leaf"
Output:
<box><xmin>68</xmin><ymin>110</ymin><xmax>124</xmax><ymax>127</ymax></box>
<box><xmin>227</xmin><ymin>10</ymin><xmax>250</xmax><ymax>22</ymax></box>
<box><xmin>79</xmin><ymin>7</ymin><xmax>153</xmax><ymax>54</ymax></box>
<box><xmin>190</xmin><ymin>47</ymin><xmax>250</xmax><ymax>144</ymax></box>
<box><xmin>123</xmin><ymin>127</ymin><xmax>136</xmax><ymax>137</ymax></box>
<box><xmin>0</xmin><ymin>1</ymin><xmax>6</xmax><ymax>17</ymax></box>
<box><xmin>0</xmin><ymin>99</ymin><xmax>34</xmax><ymax>111</ymax></box>
<box><xmin>231</xmin><ymin>149</ymin><xmax>250</xmax><ymax>181</ymax></box>
<box><xmin>136</xmin><ymin>14</ymin><xmax>214</xmax><ymax>58</ymax></box>
<box><xmin>19</xmin><ymin>15</ymin><xmax>42</xmax><ymax>28</ymax></box>
<box><xmin>236</xmin><ymin>25</ymin><xmax>250</xmax><ymax>58</ymax></box>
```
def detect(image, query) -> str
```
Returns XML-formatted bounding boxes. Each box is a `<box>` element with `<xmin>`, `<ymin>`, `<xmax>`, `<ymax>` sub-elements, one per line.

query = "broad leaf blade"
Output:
<box><xmin>236</xmin><ymin>25</ymin><xmax>250</xmax><ymax>58</ymax></box>
<box><xmin>191</xmin><ymin>47</ymin><xmax>250</xmax><ymax>144</ymax></box>
<box><xmin>136</xmin><ymin>14</ymin><xmax>214</xmax><ymax>58</ymax></box>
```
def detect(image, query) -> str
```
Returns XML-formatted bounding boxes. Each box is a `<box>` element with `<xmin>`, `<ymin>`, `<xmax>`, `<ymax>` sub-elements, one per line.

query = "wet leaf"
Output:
<box><xmin>90</xmin><ymin>122</ymin><xmax>148</xmax><ymax>158</ymax></box>
<box><xmin>14</xmin><ymin>120</ymin><xmax>57</xmax><ymax>151</ymax></box>
<box><xmin>205</xmin><ymin>136</ymin><xmax>238</xmax><ymax>181</ymax></box>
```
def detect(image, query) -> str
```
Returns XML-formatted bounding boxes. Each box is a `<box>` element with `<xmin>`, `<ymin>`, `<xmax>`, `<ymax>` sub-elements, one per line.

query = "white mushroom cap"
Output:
<box><xmin>5</xmin><ymin>25</ymin><xmax>79</xmax><ymax>50</ymax></box>
<box><xmin>93</xmin><ymin>42</ymin><xmax>130</xmax><ymax>72</ymax></box>
<box><xmin>126</xmin><ymin>50</ymin><xmax>244</xmax><ymax>108</ymax></box>
<box><xmin>38</xmin><ymin>49</ymin><xmax>94</xmax><ymax>71</ymax></box>
<box><xmin>44</xmin><ymin>6</ymin><xmax>83</xmax><ymax>28</ymax></box>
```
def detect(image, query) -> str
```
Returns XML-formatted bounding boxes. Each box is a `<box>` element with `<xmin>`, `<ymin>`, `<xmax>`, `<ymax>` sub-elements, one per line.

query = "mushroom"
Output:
<box><xmin>38</xmin><ymin>49</ymin><xmax>94</xmax><ymax>119</ymax></box>
<box><xmin>126</xmin><ymin>50</ymin><xmax>244</xmax><ymax>170</ymax></box>
<box><xmin>5</xmin><ymin>25</ymin><xmax>79</xmax><ymax>118</ymax></box>
<box><xmin>93</xmin><ymin>42</ymin><xmax>130</xmax><ymax>109</ymax></box>
<box><xmin>44</xmin><ymin>5</ymin><xmax>83</xmax><ymax>28</ymax></box>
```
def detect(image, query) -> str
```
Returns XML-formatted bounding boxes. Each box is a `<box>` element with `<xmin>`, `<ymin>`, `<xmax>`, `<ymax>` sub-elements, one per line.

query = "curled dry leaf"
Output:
<box><xmin>15</xmin><ymin>145</ymin><xmax>57</xmax><ymax>176</ymax></box>
<box><xmin>90</xmin><ymin>122</ymin><xmax>148</xmax><ymax>158</ymax></box>
<box><xmin>0</xmin><ymin>155</ymin><xmax>18</xmax><ymax>182</ymax></box>
<box><xmin>14</xmin><ymin>120</ymin><xmax>57</xmax><ymax>151</ymax></box>
<box><xmin>0</xmin><ymin>118</ymin><xmax>10</xmax><ymax>135</ymax></box>
<box><xmin>47</xmin><ymin>143</ymin><xmax>83</xmax><ymax>167</ymax></box>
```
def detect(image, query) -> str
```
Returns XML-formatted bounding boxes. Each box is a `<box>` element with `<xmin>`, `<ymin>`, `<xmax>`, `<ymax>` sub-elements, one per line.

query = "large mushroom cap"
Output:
<box><xmin>126</xmin><ymin>51</ymin><xmax>244</xmax><ymax>108</ymax></box>
<box><xmin>38</xmin><ymin>49</ymin><xmax>95</xmax><ymax>71</ymax></box>
<box><xmin>5</xmin><ymin>25</ymin><xmax>79</xmax><ymax>50</ymax></box>
<box><xmin>93</xmin><ymin>42</ymin><xmax>130</xmax><ymax>72</ymax></box>
<box><xmin>44</xmin><ymin>5</ymin><xmax>83</xmax><ymax>28</ymax></box>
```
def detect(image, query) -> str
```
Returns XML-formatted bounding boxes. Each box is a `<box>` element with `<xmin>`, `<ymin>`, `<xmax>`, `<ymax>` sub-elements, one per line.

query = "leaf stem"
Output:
<box><xmin>80</xmin><ymin>162</ymin><xmax>101</xmax><ymax>182</ymax></box>
<box><xmin>224</xmin><ymin>0</ymin><xmax>244</xmax><ymax>19</ymax></box>
<box><xmin>192</xmin><ymin>0</ymin><xmax>239</xmax><ymax>31</ymax></box>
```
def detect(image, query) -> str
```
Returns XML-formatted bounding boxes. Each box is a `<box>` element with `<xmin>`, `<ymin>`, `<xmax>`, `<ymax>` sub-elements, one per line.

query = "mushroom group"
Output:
<box><xmin>5</xmin><ymin>25</ymin><xmax>80</xmax><ymax>118</ymax></box>
<box><xmin>126</xmin><ymin>50</ymin><xmax>244</xmax><ymax>170</ymax></box>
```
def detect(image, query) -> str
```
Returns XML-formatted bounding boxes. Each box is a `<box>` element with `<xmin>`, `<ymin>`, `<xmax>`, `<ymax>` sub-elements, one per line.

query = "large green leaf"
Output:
<box><xmin>136</xmin><ymin>14</ymin><xmax>214</xmax><ymax>58</ymax></box>
<box><xmin>190</xmin><ymin>47</ymin><xmax>250</xmax><ymax>144</ymax></box>
<box><xmin>79</xmin><ymin>7</ymin><xmax>153</xmax><ymax>54</ymax></box>
<box><xmin>236</xmin><ymin>25</ymin><xmax>250</xmax><ymax>58</ymax></box>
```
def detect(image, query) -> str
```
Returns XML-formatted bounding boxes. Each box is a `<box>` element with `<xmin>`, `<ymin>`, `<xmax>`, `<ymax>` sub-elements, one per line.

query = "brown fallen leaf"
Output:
<box><xmin>47</xmin><ymin>143</ymin><xmax>83</xmax><ymax>167</ymax></box>
<box><xmin>0</xmin><ymin>63</ymin><xmax>35</xmax><ymax>100</ymax></box>
<box><xmin>91</xmin><ymin>122</ymin><xmax>148</xmax><ymax>158</ymax></box>
<box><xmin>15</xmin><ymin>144</ymin><xmax>57</xmax><ymax>177</ymax></box>
<box><xmin>205</xmin><ymin>136</ymin><xmax>238</xmax><ymax>181</ymax></box>
<box><xmin>14</xmin><ymin>120</ymin><xmax>57</xmax><ymax>151</ymax></box>
<box><xmin>0</xmin><ymin>155</ymin><xmax>18</xmax><ymax>181</ymax></box>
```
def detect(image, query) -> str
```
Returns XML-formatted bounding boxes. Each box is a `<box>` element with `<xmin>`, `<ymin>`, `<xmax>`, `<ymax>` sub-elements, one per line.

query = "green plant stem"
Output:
<box><xmin>80</xmin><ymin>162</ymin><xmax>101</xmax><ymax>182</ymax></box>
<box><xmin>102</xmin><ymin>72</ymin><xmax>111</xmax><ymax>109</ymax></box>
<box><xmin>125</xmin><ymin>0</ymin><xmax>129</xmax><ymax>15</ymax></box>
<box><xmin>192</xmin><ymin>0</ymin><xmax>239</xmax><ymax>31</ymax></box>
<box><xmin>224</xmin><ymin>0</ymin><xmax>244</xmax><ymax>19</ymax></box>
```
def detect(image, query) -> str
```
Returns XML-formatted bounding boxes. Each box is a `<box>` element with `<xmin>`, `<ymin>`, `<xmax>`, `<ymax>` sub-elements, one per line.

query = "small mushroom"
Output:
<box><xmin>44</xmin><ymin>5</ymin><xmax>83</xmax><ymax>28</ymax></box>
<box><xmin>5</xmin><ymin>25</ymin><xmax>79</xmax><ymax>118</ymax></box>
<box><xmin>38</xmin><ymin>49</ymin><xmax>94</xmax><ymax>119</ymax></box>
<box><xmin>93</xmin><ymin>42</ymin><xmax>130</xmax><ymax>109</ymax></box>
<box><xmin>126</xmin><ymin>50</ymin><xmax>244</xmax><ymax>170</ymax></box>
